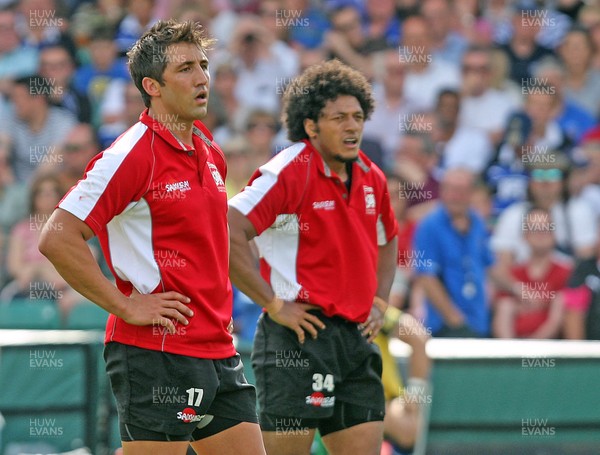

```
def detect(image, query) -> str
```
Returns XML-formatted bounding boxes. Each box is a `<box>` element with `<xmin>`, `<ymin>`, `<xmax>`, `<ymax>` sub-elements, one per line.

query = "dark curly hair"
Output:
<box><xmin>282</xmin><ymin>59</ymin><xmax>375</xmax><ymax>142</ymax></box>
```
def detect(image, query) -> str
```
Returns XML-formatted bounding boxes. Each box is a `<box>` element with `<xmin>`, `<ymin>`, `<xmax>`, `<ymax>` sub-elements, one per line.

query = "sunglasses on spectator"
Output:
<box><xmin>64</xmin><ymin>142</ymin><xmax>92</xmax><ymax>153</ymax></box>
<box><xmin>530</xmin><ymin>168</ymin><xmax>563</xmax><ymax>181</ymax></box>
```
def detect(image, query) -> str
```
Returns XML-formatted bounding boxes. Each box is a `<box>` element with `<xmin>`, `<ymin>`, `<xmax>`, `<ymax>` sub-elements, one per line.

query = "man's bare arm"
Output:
<box><xmin>39</xmin><ymin>208</ymin><xmax>193</xmax><ymax>333</ymax></box>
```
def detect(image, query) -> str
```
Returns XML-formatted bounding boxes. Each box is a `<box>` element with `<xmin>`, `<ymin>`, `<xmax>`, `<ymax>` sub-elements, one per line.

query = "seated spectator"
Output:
<box><xmin>70</xmin><ymin>0</ymin><xmax>125</xmax><ymax>47</ymax></box>
<box><xmin>493</xmin><ymin>207</ymin><xmax>572</xmax><ymax>339</ymax></box>
<box><xmin>363</xmin><ymin>0</ymin><xmax>401</xmax><ymax>49</ymax></box>
<box><xmin>420</xmin><ymin>0</ymin><xmax>468</xmax><ymax>64</ymax></box>
<box><xmin>394</xmin><ymin>130</ymin><xmax>440</xmax><ymax>222</ymax></box>
<box><xmin>532</xmin><ymin>57</ymin><xmax>595</xmax><ymax>144</ymax></box>
<box><xmin>497</xmin><ymin>3</ymin><xmax>555</xmax><ymax>84</ymax></box>
<box><xmin>0</xmin><ymin>141</ymin><xmax>27</xmax><ymax>236</ymax></box>
<box><xmin>38</xmin><ymin>123</ymin><xmax>99</xmax><ymax>194</ymax></box>
<box><xmin>115</xmin><ymin>0</ymin><xmax>159</xmax><ymax>55</ymax></box>
<box><xmin>39</xmin><ymin>44</ymin><xmax>92</xmax><ymax>123</ymax></box>
<box><xmin>434</xmin><ymin>88</ymin><xmax>493</xmax><ymax>174</ymax></box>
<box><xmin>323</xmin><ymin>4</ymin><xmax>381</xmax><ymax>79</ymax></box>
<box><xmin>562</xmin><ymin>241</ymin><xmax>600</xmax><ymax>340</ymax></box>
<box><xmin>578</xmin><ymin>4</ymin><xmax>600</xmax><ymax>70</ymax></box>
<box><xmin>387</xmin><ymin>173</ymin><xmax>418</xmax><ymax>311</ymax></box>
<box><xmin>282</xmin><ymin>0</ymin><xmax>330</xmax><ymax>49</ymax></box>
<box><xmin>401</xmin><ymin>15</ymin><xmax>461</xmax><ymax>112</ymax></box>
<box><xmin>364</xmin><ymin>49</ymin><xmax>417</xmax><ymax>169</ymax></box>
<box><xmin>0</xmin><ymin>8</ymin><xmax>38</xmax><ymax>96</ymax></box>
<box><xmin>73</xmin><ymin>26</ymin><xmax>130</xmax><ymax>127</ymax></box>
<box><xmin>0</xmin><ymin>75</ymin><xmax>77</xmax><ymax>183</ymax></box>
<box><xmin>17</xmin><ymin>0</ymin><xmax>78</xmax><ymax>60</ymax></box>
<box><xmin>242</xmin><ymin>109</ymin><xmax>280</xmax><ymax>172</ymax></box>
<box><xmin>413</xmin><ymin>168</ymin><xmax>495</xmax><ymax>337</ymax></box>
<box><xmin>226</xmin><ymin>14</ymin><xmax>299</xmax><ymax>114</ymax></box>
<box><xmin>459</xmin><ymin>45</ymin><xmax>522</xmax><ymax>146</ymax></box>
<box><xmin>569</xmin><ymin>129</ymin><xmax>600</xmax><ymax>221</ymax></box>
<box><xmin>98</xmin><ymin>80</ymin><xmax>145</xmax><ymax>148</ymax></box>
<box><xmin>221</xmin><ymin>135</ymin><xmax>254</xmax><ymax>199</ymax></box>
<box><xmin>557</xmin><ymin>25</ymin><xmax>600</xmax><ymax>118</ymax></box>
<box><xmin>491</xmin><ymin>159</ymin><xmax>597</xmax><ymax>285</ymax></box>
<box><xmin>2</xmin><ymin>174</ymin><xmax>82</xmax><ymax>318</ymax></box>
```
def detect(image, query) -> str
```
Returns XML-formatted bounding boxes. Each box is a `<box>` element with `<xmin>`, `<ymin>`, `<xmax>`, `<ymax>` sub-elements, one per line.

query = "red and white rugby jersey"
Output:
<box><xmin>59</xmin><ymin>109</ymin><xmax>235</xmax><ymax>359</ymax></box>
<box><xmin>229</xmin><ymin>139</ymin><xmax>398</xmax><ymax>323</ymax></box>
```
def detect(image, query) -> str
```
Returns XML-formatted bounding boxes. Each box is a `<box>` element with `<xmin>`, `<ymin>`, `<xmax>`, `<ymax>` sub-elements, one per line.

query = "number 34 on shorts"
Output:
<box><xmin>306</xmin><ymin>373</ymin><xmax>335</xmax><ymax>408</ymax></box>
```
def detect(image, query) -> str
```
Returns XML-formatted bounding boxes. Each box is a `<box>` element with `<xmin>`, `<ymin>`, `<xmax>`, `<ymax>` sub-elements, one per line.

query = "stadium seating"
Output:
<box><xmin>65</xmin><ymin>302</ymin><xmax>108</xmax><ymax>330</ymax></box>
<box><xmin>0</xmin><ymin>300</ymin><xmax>60</xmax><ymax>330</ymax></box>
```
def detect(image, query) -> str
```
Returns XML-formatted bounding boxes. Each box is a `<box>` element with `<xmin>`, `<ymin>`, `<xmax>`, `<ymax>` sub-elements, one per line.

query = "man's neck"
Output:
<box><xmin>148</xmin><ymin>107</ymin><xmax>194</xmax><ymax>146</ymax></box>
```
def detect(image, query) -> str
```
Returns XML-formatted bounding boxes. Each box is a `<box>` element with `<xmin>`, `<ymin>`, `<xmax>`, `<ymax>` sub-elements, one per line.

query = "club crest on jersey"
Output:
<box><xmin>208</xmin><ymin>162</ymin><xmax>226</xmax><ymax>192</ymax></box>
<box><xmin>363</xmin><ymin>185</ymin><xmax>376</xmax><ymax>215</ymax></box>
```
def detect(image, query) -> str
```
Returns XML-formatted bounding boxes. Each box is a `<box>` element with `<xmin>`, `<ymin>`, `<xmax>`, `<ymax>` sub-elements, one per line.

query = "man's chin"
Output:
<box><xmin>333</xmin><ymin>153</ymin><xmax>359</xmax><ymax>164</ymax></box>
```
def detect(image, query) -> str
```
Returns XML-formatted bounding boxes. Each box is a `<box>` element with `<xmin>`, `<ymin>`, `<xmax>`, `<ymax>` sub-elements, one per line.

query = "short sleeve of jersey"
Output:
<box><xmin>413</xmin><ymin>217</ymin><xmax>441</xmax><ymax>276</ymax></box>
<box><xmin>59</xmin><ymin>125</ymin><xmax>152</xmax><ymax>234</ymax></box>
<box><xmin>376</xmin><ymin>170</ymin><xmax>398</xmax><ymax>246</ymax></box>
<box><xmin>228</xmin><ymin>144</ymin><xmax>308</xmax><ymax>235</ymax></box>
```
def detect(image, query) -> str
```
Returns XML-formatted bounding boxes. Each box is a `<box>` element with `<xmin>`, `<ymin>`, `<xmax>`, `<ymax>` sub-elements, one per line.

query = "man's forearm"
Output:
<box><xmin>39</xmin><ymin>210</ymin><xmax>129</xmax><ymax>317</ymax></box>
<box><xmin>376</xmin><ymin>236</ymin><xmax>398</xmax><ymax>302</ymax></box>
<box><xmin>228</xmin><ymin>209</ymin><xmax>277</xmax><ymax>309</ymax></box>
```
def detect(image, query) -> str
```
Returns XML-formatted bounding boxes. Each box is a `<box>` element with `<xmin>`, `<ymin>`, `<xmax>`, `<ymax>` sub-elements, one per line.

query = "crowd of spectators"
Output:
<box><xmin>1</xmin><ymin>0</ymin><xmax>600</xmax><ymax>340</ymax></box>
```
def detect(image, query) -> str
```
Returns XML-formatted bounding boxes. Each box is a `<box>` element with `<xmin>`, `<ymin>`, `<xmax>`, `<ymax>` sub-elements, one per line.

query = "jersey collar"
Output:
<box><xmin>139</xmin><ymin>108</ymin><xmax>214</xmax><ymax>152</ymax></box>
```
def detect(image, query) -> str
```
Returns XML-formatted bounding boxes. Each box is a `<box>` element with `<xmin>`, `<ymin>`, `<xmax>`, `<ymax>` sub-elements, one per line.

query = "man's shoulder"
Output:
<box><xmin>261</xmin><ymin>142</ymin><xmax>311</xmax><ymax>177</ymax></box>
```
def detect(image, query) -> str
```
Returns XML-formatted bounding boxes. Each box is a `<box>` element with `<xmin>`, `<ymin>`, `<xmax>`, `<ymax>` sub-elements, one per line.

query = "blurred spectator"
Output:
<box><xmin>420</xmin><ymin>0</ymin><xmax>468</xmax><ymax>64</ymax></box>
<box><xmin>70</xmin><ymin>0</ymin><xmax>125</xmax><ymax>48</ymax></box>
<box><xmin>0</xmin><ymin>8</ymin><xmax>38</xmax><ymax>96</ymax></box>
<box><xmin>73</xmin><ymin>26</ymin><xmax>130</xmax><ymax>127</ymax></box>
<box><xmin>0</xmin><ymin>142</ymin><xmax>27</xmax><ymax>235</ymax></box>
<box><xmin>434</xmin><ymin>88</ymin><xmax>493</xmax><ymax>174</ymax></box>
<box><xmin>231</xmin><ymin>286</ymin><xmax>262</xmax><ymax>344</ymax></box>
<box><xmin>578</xmin><ymin>4</ymin><xmax>600</xmax><ymax>70</ymax></box>
<box><xmin>362</xmin><ymin>0</ymin><xmax>400</xmax><ymax>49</ymax></box>
<box><xmin>569</xmin><ymin>130</ymin><xmax>600</xmax><ymax>221</ymax></box>
<box><xmin>523</xmin><ymin>84</ymin><xmax>571</xmax><ymax>154</ymax></box>
<box><xmin>459</xmin><ymin>45</ymin><xmax>521</xmax><ymax>146</ymax></box>
<box><xmin>413</xmin><ymin>168</ymin><xmax>494</xmax><ymax>337</ymax></box>
<box><xmin>0</xmin><ymin>143</ymin><xmax>27</xmax><ymax>286</ymax></box>
<box><xmin>17</xmin><ymin>0</ymin><xmax>78</xmax><ymax>60</ymax></box>
<box><xmin>115</xmin><ymin>0</ymin><xmax>159</xmax><ymax>55</ymax></box>
<box><xmin>394</xmin><ymin>129</ymin><xmax>440</xmax><ymax>222</ymax></box>
<box><xmin>98</xmin><ymin>80</ymin><xmax>145</xmax><ymax>148</ymax></box>
<box><xmin>297</xmin><ymin>45</ymin><xmax>327</xmax><ymax>72</ymax></box>
<box><xmin>532</xmin><ymin>57</ymin><xmax>595</xmax><ymax>144</ymax></box>
<box><xmin>497</xmin><ymin>3</ymin><xmax>554</xmax><ymax>84</ymax></box>
<box><xmin>221</xmin><ymin>135</ymin><xmax>253</xmax><ymax>199</ymax></box>
<box><xmin>470</xmin><ymin>180</ymin><xmax>494</xmax><ymax>234</ymax></box>
<box><xmin>386</xmin><ymin>173</ymin><xmax>417</xmax><ymax>311</ymax></box>
<box><xmin>363</xmin><ymin>49</ymin><xmax>415</xmax><ymax>169</ymax></box>
<box><xmin>207</xmin><ymin>60</ymin><xmax>241</xmax><ymax>143</ymax></box>
<box><xmin>282</xmin><ymin>0</ymin><xmax>330</xmax><ymax>49</ymax></box>
<box><xmin>323</xmin><ymin>5</ymin><xmax>377</xmax><ymax>79</ymax></box>
<box><xmin>1</xmin><ymin>174</ymin><xmax>82</xmax><ymax>317</ymax></box>
<box><xmin>556</xmin><ymin>26</ymin><xmax>600</xmax><ymax>118</ymax></box>
<box><xmin>39</xmin><ymin>44</ymin><xmax>92</xmax><ymax>123</ymax></box>
<box><xmin>491</xmin><ymin>159</ymin><xmax>597</xmax><ymax>283</ymax></box>
<box><xmin>401</xmin><ymin>15</ymin><xmax>461</xmax><ymax>111</ymax></box>
<box><xmin>228</xmin><ymin>14</ymin><xmax>299</xmax><ymax>114</ymax></box>
<box><xmin>493</xmin><ymin>206</ymin><xmax>572</xmax><ymax>339</ymax></box>
<box><xmin>488</xmin><ymin>47</ymin><xmax>523</xmax><ymax>104</ymax></box>
<box><xmin>0</xmin><ymin>75</ymin><xmax>77</xmax><ymax>183</ymax></box>
<box><xmin>562</xmin><ymin>241</ymin><xmax>600</xmax><ymax>340</ymax></box>
<box><xmin>242</xmin><ymin>109</ymin><xmax>280</xmax><ymax>172</ymax></box>
<box><xmin>454</xmin><ymin>0</ymin><xmax>494</xmax><ymax>47</ymax></box>
<box><xmin>43</xmin><ymin>123</ymin><xmax>99</xmax><ymax>194</ymax></box>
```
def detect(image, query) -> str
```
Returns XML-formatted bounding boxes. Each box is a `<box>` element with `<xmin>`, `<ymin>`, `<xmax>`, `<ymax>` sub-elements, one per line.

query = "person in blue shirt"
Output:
<box><xmin>413</xmin><ymin>168</ymin><xmax>507</xmax><ymax>337</ymax></box>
